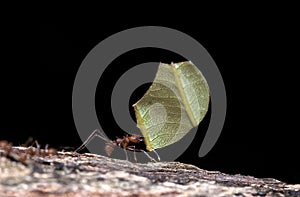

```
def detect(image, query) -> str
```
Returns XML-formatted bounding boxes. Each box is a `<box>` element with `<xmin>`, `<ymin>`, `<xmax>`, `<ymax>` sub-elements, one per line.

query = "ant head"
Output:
<box><xmin>128</xmin><ymin>134</ymin><xmax>143</xmax><ymax>143</ymax></box>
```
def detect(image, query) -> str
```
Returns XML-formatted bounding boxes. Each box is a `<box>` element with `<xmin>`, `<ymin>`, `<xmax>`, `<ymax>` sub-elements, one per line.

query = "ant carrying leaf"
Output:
<box><xmin>76</xmin><ymin>61</ymin><xmax>210</xmax><ymax>162</ymax></box>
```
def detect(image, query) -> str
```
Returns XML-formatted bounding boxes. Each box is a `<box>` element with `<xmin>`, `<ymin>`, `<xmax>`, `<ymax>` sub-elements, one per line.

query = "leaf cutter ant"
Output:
<box><xmin>75</xmin><ymin>129</ymin><xmax>160</xmax><ymax>162</ymax></box>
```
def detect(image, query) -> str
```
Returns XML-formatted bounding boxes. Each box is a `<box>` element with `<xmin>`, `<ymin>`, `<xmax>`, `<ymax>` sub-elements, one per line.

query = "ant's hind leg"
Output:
<box><xmin>123</xmin><ymin>148</ymin><xmax>128</xmax><ymax>161</ymax></box>
<box><xmin>75</xmin><ymin>129</ymin><xmax>110</xmax><ymax>153</ymax></box>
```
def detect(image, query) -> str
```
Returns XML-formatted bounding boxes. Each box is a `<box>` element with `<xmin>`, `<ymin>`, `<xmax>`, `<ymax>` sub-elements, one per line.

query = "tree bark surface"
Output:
<box><xmin>0</xmin><ymin>147</ymin><xmax>299</xmax><ymax>197</ymax></box>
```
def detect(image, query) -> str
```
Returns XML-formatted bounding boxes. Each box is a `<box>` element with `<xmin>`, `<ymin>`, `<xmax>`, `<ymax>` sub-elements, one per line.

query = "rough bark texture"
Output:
<box><xmin>0</xmin><ymin>147</ymin><xmax>299</xmax><ymax>197</ymax></box>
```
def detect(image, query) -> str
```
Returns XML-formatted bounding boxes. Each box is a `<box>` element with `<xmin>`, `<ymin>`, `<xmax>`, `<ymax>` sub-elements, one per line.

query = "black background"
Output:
<box><xmin>1</xmin><ymin>18</ymin><xmax>298</xmax><ymax>184</ymax></box>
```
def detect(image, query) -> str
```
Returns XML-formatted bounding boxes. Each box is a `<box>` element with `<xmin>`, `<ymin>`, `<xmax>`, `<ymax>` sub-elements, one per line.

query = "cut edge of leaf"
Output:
<box><xmin>132</xmin><ymin>104</ymin><xmax>154</xmax><ymax>151</ymax></box>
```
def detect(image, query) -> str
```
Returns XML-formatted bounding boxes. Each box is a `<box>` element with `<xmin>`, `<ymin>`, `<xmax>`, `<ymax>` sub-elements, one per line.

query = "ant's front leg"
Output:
<box><xmin>141</xmin><ymin>150</ymin><xmax>157</xmax><ymax>162</ymax></box>
<box><xmin>126</xmin><ymin>146</ymin><xmax>157</xmax><ymax>162</ymax></box>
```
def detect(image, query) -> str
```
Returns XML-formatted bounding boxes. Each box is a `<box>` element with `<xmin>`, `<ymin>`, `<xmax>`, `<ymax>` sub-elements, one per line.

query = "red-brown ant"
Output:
<box><xmin>75</xmin><ymin>129</ymin><xmax>160</xmax><ymax>162</ymax></box>
<box><xmin>0</xmin><ymin>140</ymin><xmax>57</xmax><ymax>165</ymax></box>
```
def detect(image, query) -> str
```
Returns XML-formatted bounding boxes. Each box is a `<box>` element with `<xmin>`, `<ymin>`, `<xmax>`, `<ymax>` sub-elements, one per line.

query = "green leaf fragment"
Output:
<box><xmin>133</xmin><ymin>61</ymin><xmax>210</xmax><ymax>151</ymax></box>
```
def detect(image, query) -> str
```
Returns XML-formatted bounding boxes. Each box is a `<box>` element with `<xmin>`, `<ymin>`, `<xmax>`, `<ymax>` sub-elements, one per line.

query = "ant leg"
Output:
<box><xmin>45</xmin><ymin>144</ymin><xmax>49</xmax><ymax>153</ymax></box>
<box><xmin>152</xmin><ymin>149</ymin><xmax>160</xmax><ymax>161</ymax></box>
<box><xmin>126</xmin><ymin>146</ymin><xmax>137</xmax><ymax>162</ymax></box>
<box><xmin>141</xmin><ymin>150</ymin><xmax>157</xmax><ymax>162</ymax></box>
<box><xmin>35</xmin><ymin>140</ymin><xmax>40</xmax><ymax>149</ymax></box>
<box><xmin>133</xmin><ymin>149</ymin><xmax>137</xmax><ymax>162</ymax></box>
<box><xmin>22</xmin><ymin>137</ymin><xmax>33</xmax><ymax>147</ymax></box>
<box><xmin>35</xmin><ymin>140</ymin><xmax>41</xmax><ymax>155</ymax></box>
<box><xmin>126</xmin><ymin>146</ymin><xmax>157</xmax><ymax>162</ymax></box>
<box><xmin>123</xmin><ymin>148</ymin><xmax>128</xmax><ymax>161</ymax></box>
<box><xmin>75</xmin><ymin>129</ymin><xmax>110</xmax><ymax>153</ymax></box>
